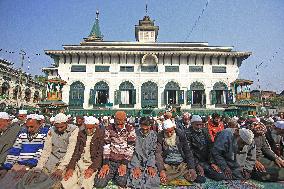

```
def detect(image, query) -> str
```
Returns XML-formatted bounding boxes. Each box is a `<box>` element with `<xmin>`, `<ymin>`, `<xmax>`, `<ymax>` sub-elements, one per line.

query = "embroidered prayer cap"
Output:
<box><xmin>109</xmin><ymin>118</ymin><xmax>115</xmax><ymax>124</ymax></box>
<box><xmin>84</xmin><ymin>116</ymin><xmax>99</xmax><ymax>125</ymax></box>
<box><xmin>38</xmin><ymin>115</ymin><xmax>45</xmax><ymax>120</ymax></box>
<box><xmin>103</xmin><ymin>116</ymin><xmax>108</xmax><ymax>120</ymax></box>
<box><xmin>54</xmin><ymin>113</ymin><xmax>68</xmax><ymax>124</ymax></box>
<box><xmin>162</xmin><ymin>119</ymin><xmax>175</xmax><ymax>130</ymax></box>
<box><xmin>275</xmin><ymin>121</ymin><xmax>284</xmax><ymax>129</ymax></box>
<box><xmin>115</xmin><ymin>111</ymin><xmax>127</xmax><ymax>120</ymax></box>
<box><xmin>27</xmin><ymin>114</ymin><xmax>41</xmax><ymax>120</ymax></box>
<box><xmin>0</xmin><ymin>112</ymin><xmax>10</xmax><ymax>120</ymax></box>
<box><xmin>182</xmin><ymin>112</ymin><xmax>191</xmax><ymax>118</ymax></box>
<box><xmin>191</xmin><ymin>115</ymin><xmax>202</xmax><ymax>123</ymax></box>
<box><xmin>50</xmin><ymin>117</ymin><xmax>55</xmax><ymax>122</ymax></box>
<box><xmin>239</xmin><ymin>128</ymin><xmax>254</xmax><ymax>145</ymax></box>
<box><xmin>19</xmin><ymin>110</ymin><xmax>27</xmax><ymax>115</ymax></box>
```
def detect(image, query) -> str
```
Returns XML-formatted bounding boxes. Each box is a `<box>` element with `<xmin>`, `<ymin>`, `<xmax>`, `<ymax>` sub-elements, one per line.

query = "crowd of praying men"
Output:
<box><xmin>0</xmin><ymin>109</ymin><xmax>284</xmax><ymax>189</ymax></box>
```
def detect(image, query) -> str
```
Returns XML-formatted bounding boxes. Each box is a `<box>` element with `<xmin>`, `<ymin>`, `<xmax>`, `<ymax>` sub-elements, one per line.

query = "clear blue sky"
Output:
<box><xmin>0</xmin><ymin>0</ymin><xmax>283</xmax><ymax>93</ymax></box>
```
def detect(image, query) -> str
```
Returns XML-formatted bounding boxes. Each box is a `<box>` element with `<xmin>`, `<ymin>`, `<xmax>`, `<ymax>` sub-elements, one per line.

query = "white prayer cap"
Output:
<box><xmin>191</xmin><ymin>115</ymin><xmax>202</xmax><ymax>123</ymax></box>
<box><xmin>67</xmin><ymin>114</ymin><xmax>71</xmax><ymax>118</ymax></box>
<box><xmin>54</xmin><ymin>113</ymin><xmax>68</xmax><ymax>124</ymax></box>
<box><xmin>103</xmin><ymin>116</ymin><xmax>108</xmax><ymax>120</ymax></box>
<box><xmin>27</xmin><ymin>114</ymin><xmax>41</xmax><ymax>120</ymax></box>
<box><xmin>183</xmin><ymin>112</ymin><xmax>191</xmax><ymax>118</ymax></box>
<box><xmin>0</xmin><ymin>112</ymin><xmax>10</xmax><ymax>120</ymax></box>
<box><xmin>162</xmin><ymin>119</ymin><xmax>175</xmax><ymax>130</ymax></box>
<box><xmin>38</xmin><ymin>115</ymin><xmax>45</xmax><ymax>120</ymax></box>
<box><xmin>275</xmin><ymin>121</ymin><xmax>284</xmax><ymax>129</ymax></box>
<box><xmin>50</xmin><ymin>117</ymin><xmax>55</xmax><ymax>122</ymax></box>
<box><xmin>110</xmin><ymin>118</ymin><xmax>114</xmax><ymax>124</ymax></box>
<box><xmin>19</xmin><ymin>110</ymin><xmax>27</xmax><ymax>115</ymax></box>
<box><xmin>12</xmin><ymin>118</ymin><xmax>19</xmax><ymax>123</ymax></box>
<box><xmin>233</xmin><ymin>116</ymin><xmax>239</xmax><ymax>121</ymax></box>
<box><xmin>84</xmin><ymin>116</ymin><xmax>99</xmax><ymax>125</ymax></box>
<box><xmin>239</xmin><ymin>128</ymin><xmax>254</xmax><ymax>145</ymax></box>
<box><xmin>160</xmin><ymin>115</ymin><xmax>164</xmax><ymax>119</ymax></box>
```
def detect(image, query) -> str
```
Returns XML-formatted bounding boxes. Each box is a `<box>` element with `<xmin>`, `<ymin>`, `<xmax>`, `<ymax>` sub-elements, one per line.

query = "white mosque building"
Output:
<box><xmin>43</xmin><ymin>11</ymin><xmax>251</xmax><ymax>115</ymax></box>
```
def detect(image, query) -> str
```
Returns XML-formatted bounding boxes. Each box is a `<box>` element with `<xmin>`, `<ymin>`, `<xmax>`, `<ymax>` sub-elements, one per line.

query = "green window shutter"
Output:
<box><xmin>132</xmin><ymin>89</ymin><xmax>136</xmax><ymax>104</ymax></box>
<box><xmin>202</xmin><ymin>92</ymin><xmax>206</xmax><ymax>105</ymax></box>
<box><xmin>114</xmin><ymin>90</ymin><xmax>121</xmax><ymax>105</ymax></box>
<box><xmin>211</xmin><ymin>90</ymin><xmax>217</xmax><ymax>104</ymax></box>
<box><xmin>89</xmin><ymin>89</ymin><xmax>96</xmax><ymax>105</ymax></box>
<box><xmin>178</xmin><ymin>90</ymin><xmax>184</xmax><ymax>105</ymax></box>
<box><xmin>187</xmin><ymin>90</ymin><xmax>192</xmax><ymax>105</ymax></box>
<box><xmin>226</xmin><ymin>89</ymin><xmax>233</xmax><ymax>104</ymax></box>
<box><xmin>164</xmin><ymin>90</ymin><xmax>167</xmax><ymax>105</ymax></box>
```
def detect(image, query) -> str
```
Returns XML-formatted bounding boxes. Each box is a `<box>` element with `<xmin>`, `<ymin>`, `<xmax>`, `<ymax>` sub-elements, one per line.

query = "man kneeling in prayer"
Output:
<box><xmin>62</xmin><ymin>116</ymin><xmax>104</xmax><ymax>189</ymax></box>
<box><xmin>16</xmin><ymin>113</ymin><xmax>78</xmax><ymax>189</ymax></box>
<box><xmin>156</xmin><ymin>119</ymin><xmax>197</xmax><ymax>184</ymax></box>
<box><xmin>127</xmin><ymin>117</ymin><xmax>160</xmax><ymax>188</ymax></box>
<box><xmin>211</xmin><ymin>128</ymin><xmax>256</xmax><ymax>180</ymax></box>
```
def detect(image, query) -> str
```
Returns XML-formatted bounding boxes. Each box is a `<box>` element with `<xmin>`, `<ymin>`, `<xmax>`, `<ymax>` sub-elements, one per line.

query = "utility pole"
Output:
<box><xmin>17</xmin><ymin>50</ymin><xmax>26</xmax><ymax>108</ymax></box>
<box><xmin>256</xmin><ymin>62</ymin><xmax>263</xmax><ymax>104</ymax></box>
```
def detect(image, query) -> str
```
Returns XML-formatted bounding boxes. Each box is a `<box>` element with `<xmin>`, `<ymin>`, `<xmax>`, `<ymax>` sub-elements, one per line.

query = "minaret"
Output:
<box><xmin>86</xmin><ymin>10</ymin><xmax>103</xmax><ymax>41</ymax></box>
<box><xmin>135</xmin><ymin>4</ymin><xmax>159</xmax><ymax>43</ymax></box>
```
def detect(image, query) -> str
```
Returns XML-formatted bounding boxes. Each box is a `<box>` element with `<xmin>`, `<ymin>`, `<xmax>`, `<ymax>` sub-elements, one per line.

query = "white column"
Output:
<box><xmin>83</xmin><ymin>85</ymin><xmax>91</xmax><ymax>109</ymax></box>
<box><xmin>134</xmin><ymin>86</ymin><xmax>140</xmax><ymax>109</ymax></box>
<box><xmin>205</xmin><ymin>87</ymin><xmax>213</xmax><ymax>109</ymax></box>
<box><xmin>158</xmin><ymin>87</ymin><xmax>164</xmax><ymax>109</ymax></box>
<box><xmin>62</xmin><ymin>84</ymin><xmax>70</xmax><ymax>106</ymax></box>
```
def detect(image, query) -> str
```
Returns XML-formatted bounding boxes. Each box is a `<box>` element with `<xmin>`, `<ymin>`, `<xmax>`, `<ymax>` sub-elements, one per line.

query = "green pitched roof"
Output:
<box><xmin>89</xmin><ymin>18</ymin><xmax>102</xmax><ymax>38</ymax></box>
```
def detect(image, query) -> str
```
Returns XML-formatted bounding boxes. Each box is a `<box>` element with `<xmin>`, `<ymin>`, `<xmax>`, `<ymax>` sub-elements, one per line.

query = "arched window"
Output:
<box><xmin>69</xmin><ymin>81</ymin><xmax>85</xmax><ymax>108</ymax></box>
<box><xmin>1</xmin><ymin>82</ymin><xmax>10</xmax><ymax>97</ymax></box>
<box><xmin>117</xmin><ymin>81</ymin><xmax>136</xmax><ymax>107</ymax></box>
<box><xmin>25</xmin><ymin>88</ymin><xmax>31</xmax><ymax>102</ymax></box>
<box><xmin>164</xmin><ymin>81</ymin><xmax>183</xmax><ymax>105</ymax></box>
<box><xmin>141</xmin><ymin>81</ymin><xmax>158</xmax><ymax>108</ymax></box>
<box><xmin>33</xmin><ymin>91</ymin><xmax>40</xmax><ymax>103</ymax></box>
<box><xmin>89</xmin><ymin>81</ymin><xmax>109</xmax><ymax>106</ymax></box>
<box><xmin>13</xmin><ymin>85</ymin><xmax>21</xmax><ymax>100</ymax></box>
<box><xmin>211</xmin><ymin>82</ymin><xmax>228</xmax><ymax>105</ymax></box>
<box><xmin>187</xmin><ymin>82</ymin><xmax>206</xmax><ymax>107</ymax></box>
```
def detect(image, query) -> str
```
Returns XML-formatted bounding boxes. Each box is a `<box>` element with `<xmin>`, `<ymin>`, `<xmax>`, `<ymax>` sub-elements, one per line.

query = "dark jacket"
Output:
<box><xmin>66</xmin><ymin>127</ymin><xmax>105</xmax><ymax>171</ymax></box>
<box><xmin>254</xmin><ymin>134</ymin><xmax>277</xmax><ymax>161</ymax></box>
<box><xmin>266</xmin><ymin>128</ymin><xmax>284</xmax><ymax>158</ymax></box>
<box><xmin>185</xmin><ymin>127</ymin><xmax>213</xmax><ymax>165</ymax></box>
<box><xmin>0</xmin><ymin>123</ymin><xmax>21</xmax><ymax>167</ymax></box>
<box><xmin>155</xmin><ymin>128</ymin><xmax>195</xmax><ymax>172</ymax></box>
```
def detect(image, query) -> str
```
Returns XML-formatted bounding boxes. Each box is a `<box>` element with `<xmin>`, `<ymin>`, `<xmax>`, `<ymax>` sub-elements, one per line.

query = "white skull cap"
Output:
<box><xmin>19</xmin><ymin>110</ymin><xmax>27</xmax><ymax>115</ymax></box>
<box><xmin>0</xmin><ymin>112</ymin><xmax>10</xmax><ymax>120</ymax></box>
<box><xmin>84</xmin><ymin>116</ymin><xmax>99</xmax><ymax>124</ymax></box>
<box><xmin>27</xmin><ymin>114</ymin><xmax>41</xmax><ymax>121</ymax></box>
<box><xmin>162</xmin><ymin>119</ymin><xmax>175</xmax><ymax>130</ymax></box>
<box><xmin>54</xmin><ymin>113</ymin><xmax>68</xmax><ymax>124</ymax></box>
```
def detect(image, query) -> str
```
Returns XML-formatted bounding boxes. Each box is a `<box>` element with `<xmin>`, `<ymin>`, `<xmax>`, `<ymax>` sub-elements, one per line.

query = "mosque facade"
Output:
<box><xmin>43</xmin><ymin>12</ymin><xmax>251</xmax><ymax>114</ymax></box>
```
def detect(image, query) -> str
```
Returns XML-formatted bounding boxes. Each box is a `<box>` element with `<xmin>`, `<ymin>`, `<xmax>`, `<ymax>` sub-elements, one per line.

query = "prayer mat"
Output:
<box><xmin>101</xmin><ymin>179</ymin><xmax>284</xmax><ymax>189</ymax></box>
